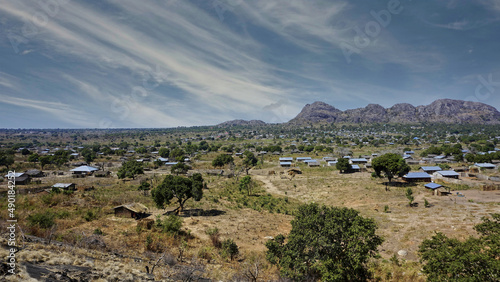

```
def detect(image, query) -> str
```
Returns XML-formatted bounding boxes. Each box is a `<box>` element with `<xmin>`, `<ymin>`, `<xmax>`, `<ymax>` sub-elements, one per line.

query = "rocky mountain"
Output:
<box><xmin>217</xmin><ymin>119</ymin><xmax>267</xmax><ymax>127</ymax></box>
<box><xmin>288</xmin><ymin>99</ymin><xmax>500</xmax><ymax>125</ymax></box>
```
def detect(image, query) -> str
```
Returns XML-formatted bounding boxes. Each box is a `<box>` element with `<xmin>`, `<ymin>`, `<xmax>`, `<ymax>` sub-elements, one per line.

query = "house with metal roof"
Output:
<box><xmin>351</xmin><ymin>164</ymin><xmax>361</xmax><ymax>172</ymax></box>
<box><xmin>280</xmin><ymin>161</ymin><xmax>292</xmax><ymax>167</ymax></box>
<box><xmin>435</xmin><ymin>170</ymin><xmax>460</xmax><ymax>179</ymax></box>
<box><xmin>327</xmin><ymin>161</ymin><xmax>338</xmax><ymax>166</ymax></box>
<box><xmin>279</xmin><ymin>157</ymin><xmax>294</xmax><ymax>162</ymax></box>
<box><xmin>425</xmin><ymin>182</ymin><xmax>442</xmax><ymax>190</ymax></box>
<box><xmin>475</xmin><ymin>163</ymin><xmax>496</xmax><ymax>169</ymax></box>
<box><xmin>307</xmin><ymin>160</ymin><xmax>320</xmax><ymax>167</ymax></box>
<box><xmin>70</xmin><ymin>165</ymin><xmax>99</xmax><ymax>175</ymax></box>
<box><xmin>296</xmin><ymin>157</ymin><xmax>312</xmax><ymax>162</ymax></box>
<box><xmin>52</xmin><ymin>183</ymin><xmax>76</xmax><ymax>191</ymax></box>
<box><xmin>420</xmin><ymin>166</ymin><xmax>442</xmax><ymax>173</ymax></box>
<box><xmin>403</xmin><ymin>172</ymin><xmax>432</xmax><ymax>182</ymax></box>
<box><xmin>350</xmin><ymin>158</ymin><xmax>368</xmax><ymax>164</ymax></box>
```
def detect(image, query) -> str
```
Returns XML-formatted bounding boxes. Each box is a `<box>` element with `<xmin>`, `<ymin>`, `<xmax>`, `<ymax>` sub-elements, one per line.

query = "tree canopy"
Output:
<box><xmin>419</xmin><ymin>213</ymin><xmax>500</xmax><ymax>281</ymax></box>
<box><xmin>336</xmin><ymin>158</ymin><xmax>352</xmax><ymax>173</ymax></box>
<box><xmin>212</xmin><ymin>154</ymin><xmax>234</xmax><ymax>168</ymax></box>
<box><xmin>242</xmin><ymin>151</ymin><xmax>258</xmax><ymax>174</ymax></box>
<box><xmin>372</xmin><ymin>153</ymin><xmax>410</xmax><ymax>182</ymax></box>
<box><xmin>266</xmin><ymin>203</ymin><xmax>383</xmax><ymax>281</ymax></box>
<box><xmin>151</xmin><ymin>173</ymin><xmax>204</xmax><ymax>213</ymax></box>
<box><xmin>117</xmin><ymin>159</ymin><xmax>144</xmax><ymax>179</ymax></box>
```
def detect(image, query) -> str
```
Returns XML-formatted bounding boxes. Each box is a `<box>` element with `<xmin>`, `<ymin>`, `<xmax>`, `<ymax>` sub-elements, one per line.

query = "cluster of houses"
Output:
<box><xmin>278</xmin><ymin>156</ymin><xmax>371</xmax><ymax>172</ymax></box>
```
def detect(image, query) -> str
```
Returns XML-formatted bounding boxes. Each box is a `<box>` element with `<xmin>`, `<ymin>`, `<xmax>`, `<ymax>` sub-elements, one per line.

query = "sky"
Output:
<box><xmin>1</xmin><ymin>0</ymin><xmax>500</xmax><ymax>128</ymax></box>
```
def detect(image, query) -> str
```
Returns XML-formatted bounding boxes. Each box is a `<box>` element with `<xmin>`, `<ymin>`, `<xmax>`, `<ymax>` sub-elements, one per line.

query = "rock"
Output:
<box><xmin>397</xmin><ymin>250</ymin><xmax>408</xmax><ymax>257</ymax></box>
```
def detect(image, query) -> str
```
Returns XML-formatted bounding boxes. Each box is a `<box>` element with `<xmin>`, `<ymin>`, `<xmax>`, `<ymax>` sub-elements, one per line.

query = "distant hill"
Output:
<box><xmin>217</xmin><ymin>119</ymin><xmax>267</xmax><ymax>127</ymax></box>
<box><xmin>288</xmin><ymin>99</ymin><xmax>500</xmax><ymax>125</ymax></box>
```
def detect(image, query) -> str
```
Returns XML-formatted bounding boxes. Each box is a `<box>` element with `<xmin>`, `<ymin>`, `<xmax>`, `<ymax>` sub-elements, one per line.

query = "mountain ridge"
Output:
<box><xmin>288</xmin><ymin>99</ymin><xmax>500</xmax><ymax>125</ymax></box>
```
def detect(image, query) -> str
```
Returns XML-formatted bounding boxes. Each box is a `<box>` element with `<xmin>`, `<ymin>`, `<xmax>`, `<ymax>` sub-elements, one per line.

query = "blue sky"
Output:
<box><xmin>1</xmin><ymin>0</ymin><xmax>500</xmax><ymax>128</ymax></box>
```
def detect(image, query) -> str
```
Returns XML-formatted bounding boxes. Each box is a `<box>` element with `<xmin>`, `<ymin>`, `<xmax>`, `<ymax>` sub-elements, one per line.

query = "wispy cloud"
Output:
<box><xmin>0</xmin><ymin>95</ymin><xmax>95</xmax><ymax>127</ymax></box>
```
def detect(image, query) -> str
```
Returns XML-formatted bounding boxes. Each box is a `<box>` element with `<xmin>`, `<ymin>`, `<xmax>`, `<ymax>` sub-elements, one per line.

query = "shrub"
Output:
<box><xmin>27</xmin><ymin>212</ymin><xmax>55</xmax><ymax>229</ymax></box>
<box><xmin>384</xmin><ymin>205</ymin><xmax>390</xmax><ymax>213</ymax></box>
<box><xmin>221</xmin><ymin>239</ymin><xmax>239</xmax><ymax>261</ymax></box>
<box><xmin>93</xmin><ymin>228</ymin><xmax>104</xmax><ymax>235</ymax></box>
<box><xmin>162</xmin><ymin>215</ymin><xmax>183</xmax><ymax>234</ymax></box>
<box><xmin>83</xmin><ymin>209</ymin><xmax>99</xmax><ymax>222</ymax></box>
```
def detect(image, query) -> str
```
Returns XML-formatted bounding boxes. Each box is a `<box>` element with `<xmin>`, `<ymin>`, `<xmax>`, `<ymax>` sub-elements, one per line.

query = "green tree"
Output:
<box><xmin>372</xmin><ymin>153</ymin><xmax>410</xmax><ymax>183</ymax></box>
<box><xmin>39</xmin><ymin>155</ymin><xmax>52</xmax><ymax>170</ymax></box>
<box><xmin>158</xmin><ymin>148</ymin><xmax>170</xmax><ymax>158</ymax></box>
<box><xmin>212</xmin><ymin>154</ymin><xmax>234</xmax><ymax>168</ymax></box>
<box><xmin>266</xmin><ymin>203</ymin><xmax>383</xmax><ymax>281</ymax></box>
<box><xmin>151</xmin><ymin>173</ymin><xmax>204</xmax><ymax>214</ymax></box>
<box><xmin>242</xmin><ymin>151</ymin><xmax>258</xmax><ymax>174</ymax></box>
<box><xmin>117</xmin><ymin>160</ymin><xmax>144</xmax><ymax>179</ymax></box>
<box><xmin>336</xmin><ymin>158</ymin><xmax>352</xmax><ymax>173</ymax></box>
<box><xmin>21</xmin><ymin>148</ymin><xmax>31</xmax><ymax>155</ymax></box>
<box><xmin>52</xmin><ymin>150</ymin><xmax>69</xmax><ymax>168</ymax></box>
<box><xmin>0</xmin><ymin>151</ymin><xmax>15</xmax><ymax>169</ymax></box>
<box><xmin>171</xmin><ymin>162</ymin><xmax>191</xmax><ymax>175</ymax></box>
<box><xmin>169</xmin><ymin>147</ymin><xmax>185</xmax><ymax>159</ymax></box>
<box><xmin>419</xmin><ymin>213</ymin><xmax>500</xmax><ymax>281</ymax></box>
<box><xmin>221</xmin><ymin>239</ymin><xmax>239</xmax><ymax>261</ymax></box>
<box><xmin>28</xmin><ymin>153</ymin><xmax>39</xmax><ymax>165</ymax></box>
<box><xmin>81</xmin><ymin>148</ymin><xmax>96</xmax><ymax>163</ymax></box>
<box><xmin>239</xmin><ymin>175</ymin><xmax>254</xmax><ymax>196</ymax></box>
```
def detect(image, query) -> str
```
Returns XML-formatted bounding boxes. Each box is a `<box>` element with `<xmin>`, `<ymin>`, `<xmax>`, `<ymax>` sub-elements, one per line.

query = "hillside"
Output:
<box><xmin>288</xmin><ymin>99</ymin><xmax>500</xmax><ymax>125</ymax></box>
<box><xmin>217</xmin><ymin>119</ymin><xmax>267</xmax><ymax>127</ymax></box>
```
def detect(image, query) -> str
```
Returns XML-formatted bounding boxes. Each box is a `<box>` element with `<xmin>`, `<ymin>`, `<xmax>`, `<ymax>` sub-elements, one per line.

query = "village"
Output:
<box><xmin>1</xmin><ymin>124</ymin><xmax>499</xmax><ymax>280</ymax></box>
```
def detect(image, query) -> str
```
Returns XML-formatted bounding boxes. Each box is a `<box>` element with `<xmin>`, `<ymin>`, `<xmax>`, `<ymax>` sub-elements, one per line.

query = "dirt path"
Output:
<box><xmin>251</xmin><ymin>174</ymin><xmax>286</xmax><ymax>196</ymax></box>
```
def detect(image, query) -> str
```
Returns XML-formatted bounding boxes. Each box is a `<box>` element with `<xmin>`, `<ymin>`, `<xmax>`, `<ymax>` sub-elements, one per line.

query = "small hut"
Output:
<box><xmin>114</xmin><ymin>203</ymin><xmax>149</xmax><ymax>219</ymax></box>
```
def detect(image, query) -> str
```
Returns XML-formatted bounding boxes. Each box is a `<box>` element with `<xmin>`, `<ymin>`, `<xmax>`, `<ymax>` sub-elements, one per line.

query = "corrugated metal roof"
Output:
<box><xmin>421</xmin><ymin>166</ymin><xmax>442</xmax><ymax>172</ymax></box>
<box><xmin>425</xmin><ymin>183</ymin><xmax>442</xmax><ymax>189</ymax></box>
<box><xmin>475</xmin><ymin>163</ymin><xmax>496</xmax><ymax>168</ymax></box>
<box><xmin>404</xmin><ymin>172</ymin><xmax>431</xmax><ymax>179</ymax></box>
<box><xmin>437</xmin><ymin>171</ymin><xmax>459</xmax><ymax>176</ymax></box>
<box><xmin>70</xmin><ymin>166</ymin><xmax>98</xmax><ymax>172</ymax></box>
<box><xmin>52</xmin><ymin>183</ymin><xmax>74</xmax><ymax>188</ymax></box>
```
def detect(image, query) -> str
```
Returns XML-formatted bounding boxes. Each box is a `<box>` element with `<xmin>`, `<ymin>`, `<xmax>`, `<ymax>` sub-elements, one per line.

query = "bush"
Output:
<box><xmin>162</xmin><ymin>215</ymin><xmax>182</xmax><ymax>234</ymax></box>
<box><xmin>221</xmin><ymin>239</ymin><xmax>239</xmax><ymax>261</ymax></box>
<box><xmin>83</xmin><ymin>209</ymin><xmax>99</xmax><ymax>222</ymax></box>
<box><xmin>27</xmin><ymin>212</ymin><xmax>55</xmax><ymax>229</ymax></box>
<box><xmin>93</xmin><ymin>228</ymin><xmax>104</xmax><ymax>235</ymax></box>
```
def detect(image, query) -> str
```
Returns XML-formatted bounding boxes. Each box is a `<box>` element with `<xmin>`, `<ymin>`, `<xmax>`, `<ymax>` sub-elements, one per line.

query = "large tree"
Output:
<box><xmin>242</xmin><ymin>151</ymin><xmax>258</xmax><ymax>174</ymax></box>
<box><xmin>212</xmin><ymin>154</ymin><xmax>234</xmax><ymax>168</ymax></box>
<box><xmin>419</xmin><ymin>213</ymin><xmax>500</xmax><ymax>281</ymax></box>
<box><xmin>0</xmin><ymin>151</ymin><xmax>15</xmax><ymax>169</ymax></box>
<box><xmin>372</xmin><ymin>153</ymin><xmax>410</xmax><ymax>183</ymax></box>
<box><xmin>336</xmin><ymin>158</ymin><xmax>352</xmax><ymax>173</ymax></box>
<box><xmin>152</xmin><ymin>173</ymin><xmax>204</xmax><ymax>214</ymax></box>
<box><xmin>266</xmin><ymin>203</ymin><xmax>383</xmax><ymax>281</ymax></box>
<box><xmin>117</xmin><ymin>159</ymin><xmax>144</xmax><ymax>179</ymax></box>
